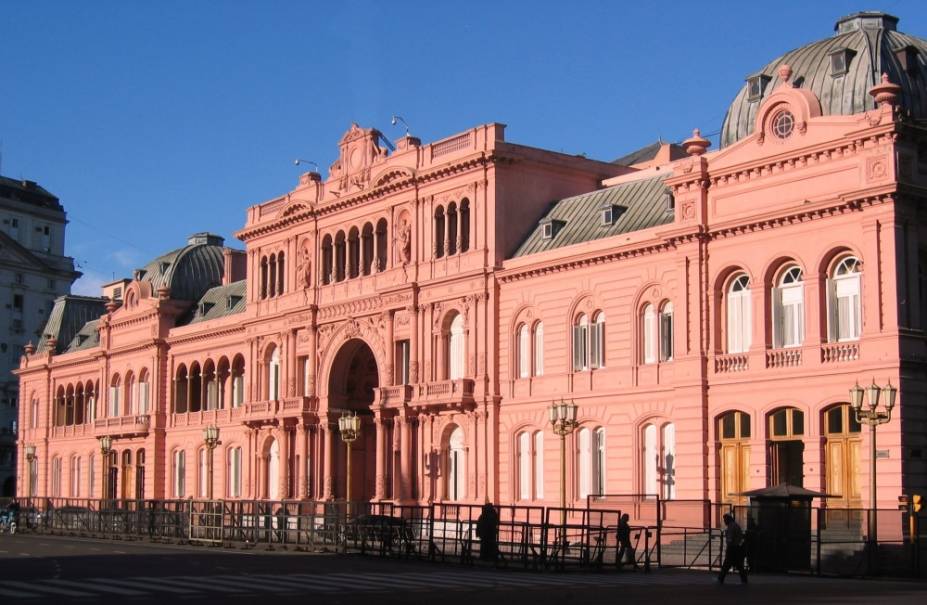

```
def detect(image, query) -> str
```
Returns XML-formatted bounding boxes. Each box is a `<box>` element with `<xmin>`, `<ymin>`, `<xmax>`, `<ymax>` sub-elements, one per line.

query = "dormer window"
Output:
<box><xmin>200</xmin><ymin>302</ymin><xmax>215</xmax><ymax>316</ymax></box>
<box><xmin>159</xmin><ymin>262</ymin><xmax>170</xmax><ymax>273</ymax></box>
<box><xmin>747</xmin><ymin>74</ymin><xmax>771</xmax><ymax>102</ymax></box>
<box><xmin>895</xmin><ymin>45</ymin><xmax>920</xmax><ymax>76</ymax></box>
<box><xmin>541</xmin><ymin>219</ymin><xmax>565</xmax><ymax>240</ymax></box>
<box><xmin>227</xmin><ymin>295</ymin><xmax>242</xmax><ymax>310</ymax></box>
<box><xmin>664</xmin><ymin>191</ymin><xmax>675</xmax><ymax>213</ymax></box>
<box><xmin>829</xmin><ymin>48</ymin><xmax>857</xmax><ymax>77</ymax></box>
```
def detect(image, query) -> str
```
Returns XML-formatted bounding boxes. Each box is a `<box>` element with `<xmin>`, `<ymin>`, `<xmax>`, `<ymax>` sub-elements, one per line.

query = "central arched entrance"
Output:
<box><xmin>328</xmin><ymin>338</ymin><xmax>379</xmax><ymax>501</ymax></box>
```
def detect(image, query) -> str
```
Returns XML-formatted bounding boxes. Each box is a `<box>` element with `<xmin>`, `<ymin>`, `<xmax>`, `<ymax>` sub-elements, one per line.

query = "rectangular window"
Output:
<box><xmin>533</xmin><ymin>431</ymin><xmax>544</xmax><ymax>500</ymax></box>
<box><xmin>659</xmin><ymin>311</ymin><xmax>673</xmax><ymax>361</ymax></box>
<box><xmin>572</xmin><ymin>325</ymin><xmax>588</xmax><ymax>371</ymax></box>
<box><xmin>109</xmin><ymin>386</ymin><xmax>120</xmax><ymax>417</ymax></box>
<box><xmin>139</xmin><ymin>382</ymin><xmax>149</xmax><ymax>414</ymax></box>
<box><xmin>591</xmin><ymin>322</ymin><xmax>605</xmax><ymax>369</ymax></box>
<box><xmin>533</xmin><ymin>324</ymin><xmax>544</xmax><ymax>377</ymax></box>
<box><xmin>299</xmin><ymin>356</ymin><xmax>309</xmax><ymax>395</ymax></box>
<box><xmin>518</xmin><ymin>328</ymin><xmax>530</xmax><ymax>378</ymax></box>
<box><xmin>394</xmin><ymin>340</ymin><xmax>410</xmax><ymax>384</ymax></box>
<box><xmin>233</xmin><ymin>375</ymin><xmax>244</xmax><ymax>407</ymax></box>
<box><xmin>13</xmin><ymin>294</ymin><xmax>23</xmax><ymax>311</ymax></box>
<box><xmin>228</xmin><ymin>447</ymin><xmax>242</xmax><ymax>498</ymax></box>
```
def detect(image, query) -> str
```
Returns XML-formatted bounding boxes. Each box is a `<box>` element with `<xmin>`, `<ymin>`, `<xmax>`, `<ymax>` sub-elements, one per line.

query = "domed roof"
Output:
<box><xmin>135</xmin><ymin>233</ymin><xmax>227</xmax><ymax>302</ymax></box>
<box><xmin>721</xmin><ymin>12</ymin><xmax>927</xmax><ymax>147</ymax></box>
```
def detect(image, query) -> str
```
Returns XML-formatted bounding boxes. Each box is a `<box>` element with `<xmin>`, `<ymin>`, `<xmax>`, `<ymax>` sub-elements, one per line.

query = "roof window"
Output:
<box><xmin>747</xmin><ymin>74</ymin><xmax>771</xmax><ymax>102</ymax></box>
<box><xmin>895</xmin><ymin>45</ymin><xmax>920</xmax><ymax>76</ymax></box>
<box><xmin>540</xmin><ymin>219</ymin><xmax>565</xmax><ymax>240</ymax></box>
<box><xmin>665</xmin><ymin>191</ymin><xmax>675</xmax><ymax>213</ymax></box>
<box><xmin>829</xmin><ymin>48</ymin><xmax>857</xmax><ymax>77</ymax></box>
<box><xmin>200</xmin><ymin>301</ymin><xmax>215</xmax><ymax>316</ymax></box>
<box><xmin>227</xmin><ymin>295</ymin><xmax>242</xmax><ymax>310</ymax></box>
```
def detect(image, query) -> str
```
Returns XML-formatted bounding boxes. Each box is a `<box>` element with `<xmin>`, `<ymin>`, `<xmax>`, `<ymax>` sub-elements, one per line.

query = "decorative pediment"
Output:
<box><xmin>371</xmin><ymin>166</ymin><xmax>416</xmax><ymax>189</ymax></box>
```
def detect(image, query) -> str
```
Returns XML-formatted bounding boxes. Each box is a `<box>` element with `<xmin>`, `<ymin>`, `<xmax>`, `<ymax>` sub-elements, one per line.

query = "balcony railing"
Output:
<box><xmin>241</xmin><ymin>397</ymin><xmax>315</xmax><ymax>424</ymax></box>
<box><xmin>821</xmin><ymin>342</ymin><xmax>859</xmax><ymax>363</ymax></box>
<box><xmin>714</xmin><ymin>353</ymin><xmax>748</xmax><ymax>373</ymax></box>
<box><xmin>415</xmin><ymin>379</ymin><xmax>476</xmax><ymax>405</ymax></box>
<box><xmin>94</xmin><ymin>414</ymin><xmax>150</xmax><ymax>437</ymax></box>
<box><xmin>50</xmin><ymin>424</ymin><xmax>92</xmax><ymax>438</ymax></box>
<box><xmin>766</xmin><ymin>348</ymin><xmax>802</xmax><ymax>368</ymax></box>
<box><xmin>378</xmin><ymin>385</ymin><xmax>413</xmax><ymax>406</ymax></box>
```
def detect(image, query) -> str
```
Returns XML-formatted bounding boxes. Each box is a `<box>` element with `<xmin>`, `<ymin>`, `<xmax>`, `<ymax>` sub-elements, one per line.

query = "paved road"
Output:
<box><xmin>1</xmin><ymin>534</ymin><xmax>925</xmax><ymax>604</ymax></box>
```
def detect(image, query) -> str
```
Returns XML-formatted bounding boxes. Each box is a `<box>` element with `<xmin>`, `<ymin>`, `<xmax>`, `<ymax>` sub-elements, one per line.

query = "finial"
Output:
<box><xmin>46</xmin><ymin>337</ymin><xmax>57</xmax><ymax>352</ymax></box>
<box><xmin>778</xmin><ymin>64</ymin><xmax>793</xmax><ymax>86</ymax></box>
<box><xmin>869</xmin><ymin>72</ymin><xmax>902</xmax><ymax>108</ymax></box>
<box><xmin>682</xmin><ymin>128</ymin><xmax>711</xmax><ymax>157</ymax></box>
<box><xmin>23</xmin><ymin>341</ymin><xmax>35</xmax><ymax>355</ymax></box>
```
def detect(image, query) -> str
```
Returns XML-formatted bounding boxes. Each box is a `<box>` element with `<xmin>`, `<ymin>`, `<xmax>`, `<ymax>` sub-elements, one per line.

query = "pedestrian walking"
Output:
<box><xmin>717</xmin><ymin>513</ymin><xmax>748</xmax><ymax>584</ymax></box>
<box><xmin>476</xmin><ymin>502</ymin><xmax>500</xmax><ymax>562</ymax></box>
<box><xmin>616</xmin><ymin>513</ymin><xmax>638</xmax><ymax>570</ymax></box>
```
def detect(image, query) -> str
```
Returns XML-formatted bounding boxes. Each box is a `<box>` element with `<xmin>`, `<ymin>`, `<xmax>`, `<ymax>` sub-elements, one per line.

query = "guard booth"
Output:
<box><xmin>739</xmin><ymin>484</ymin><xmax>828</xmax><ymax>572</ymax></box>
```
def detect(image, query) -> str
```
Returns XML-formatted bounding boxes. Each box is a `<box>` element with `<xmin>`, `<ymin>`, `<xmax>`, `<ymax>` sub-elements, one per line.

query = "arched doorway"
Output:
<box><xmin>823</xmin><ymin>403</ymin><xmax>861</xmax><ymax>507</ymax></box>
<box><xmin>266</xmin><ymin>438</ymin><xmax>280</xmax><ymax>500</ymax></box>
<box><xmin>445</xmin><ymin>425</ymin><xmax>466</xmax><ymax>501</ymax></box>
<box><xmin>767</xmin><ymin>407</ymin><xmax>805</xmax><ymax>487</ymax></box>
<box><xmin>328</xmin><ymin>338</ymin><xmax>379</xmax><ymax>501</ymax></box>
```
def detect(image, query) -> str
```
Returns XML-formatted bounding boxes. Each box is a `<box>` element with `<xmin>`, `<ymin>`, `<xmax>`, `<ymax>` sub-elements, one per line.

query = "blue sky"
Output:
<box><xmin>2</xmin><ymin>1</ymin><xmax>925</xmax><ymax>295</ymax></box>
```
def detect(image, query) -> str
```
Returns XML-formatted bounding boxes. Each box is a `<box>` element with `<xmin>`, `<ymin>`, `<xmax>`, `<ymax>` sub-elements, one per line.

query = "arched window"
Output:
<box><xmin>189</xmin><ymin>362</ymin><xmax>202</xmax><ymax>413</ymax></box>
<box><xmin>643</xmin><ymin>423</ymin><xmax>657</xmax><ymax>496</ymax></box>
<box><xmin>260</xmin><ymin>256</ymin><xmax>268</xmax><ymax>299</ymax></box>
<box><xmin>534</xmin><ymin>431</ymin><xmax>544</xmax><ymax>499</ymax></box>
<box><xmin>203</xmin><ymin>359</ymin><xmax>218</xmax><ymax>411</ymax></box>
<box><xmin>773</xmin><ymin>266</ymin><xmax>804</xmax><ymax>348</ymax></box>
<box><xmin>109</xmin><ymin>374</ymin><xmax>121</xmax><ymax>417</ymax></box>
<box><xmin>447</xmin><ymin>202</ymin><xmax>458</xmax><ymax>255</ymax></box>
<box><xmin>227</xmin><ymin>446</ymin><xmax>242</xmax><ymax>498</ymax></box>
<box><xmin>448</xmin><ymin>313</ymin><xmax>465</xmax><ymax>380</ymax></box>
<box><xmin>65</xmin><ymin>385</ymin><xmax>74</xmax><ymax>426</ymax></box>
<box><xmin>137</xmin><ymin>369</ymin><xmax>149</xmax><ymax>415</ymax></box>
<box><xmin>533</xmin><ymin>322</ymin><xmax>544</xmax><ymax>377</ymax></box>
<box><xmin>321</xmin><ymin>234</ymin><xmax>333</xmax><ymax>285</ymax></box>
<box><xmin>124</xmin><ymin>371</ymin><xmax>135</xmax><ymax>416</ymax></box>
<box><xmin>173</xmin><ymin>450</ymin><xmax>186</xmax><ymax>498</ymax></box>
<box><xmin>517</xmin><ymin>431</ymin><xmax>531</xmax><ymax>500</ymax></box>
<box><xmin>87</xmin><ymin>382</ymin><xmax>96</xmax><ymax>423</ymax></box>
<box><xmin>659</xmin><ymin>302</ymin><xmax>674</xmax><ymax>362</ymax></box>
<box><xmin>661</xmin><ymin>423</ymin><xmax>675</xmax><ymax>500</ymax></box>
<box><xmin>591</xmin><ymin>312</ymin><xmax>606</xmax><ymax>368</ymax></box>
<box><xmin>767</xmin><ymin>407</ymin><xmax>805</xmax><ymax>487</ymax></box>
<box><xmin>577</xmin><ymin>427</ymin><xmax>592</xmax><ymax>499</ymax></box>
<box><xmin>447</xmin><ymin>426</ymin><xmax>466</xmax><ymax>501</ymax></box>
<box><xmin>572</xmin><ymin>314</ymin><xmax>589</xmax><ymax>371</ymax></box>
<box><xmin>348</xmin><ymin>227</ymin><xmax>360</xmax><ymax>278</ymax></box>
<box><xmin>277</xmin><ymin>252</ymin><xmax>285</xmax><ymax>294</ymax></box>
<box><xmin>642</xmin><ymin>304</ymin><xmax>657</xmax><ymax>364</ymax></box>
<box><xmin>375</xmin><ymin>218</ymin><xmax>388</xmax><ymax>271</ymax></box>
<box><xmin>198</xmin><ymin>448</ymin><xmax>208</xmax><ymax>498</ymax></box>
<box><xmin>174</xmin><ymin>365</ymin><xmax>188</xmax><ymax>414</ymax></box>
<box><xmin>232</xmin><ymin>355</ymin><xmax>245</xmax><ymax>407</ymax></box>
<box><xmin>269</xmin><ymin>253</ymin><xmax>277</xmax><ymax>297</ymax></box>
<box><xmin>361</xmin><ymin>223</ymin><xmax>374</xmax><ymax>275</ymax></box>
<box><xmin>335</xmin><ymin>231</ymin><xmax>346</xmax><ymax>282</ymax></box>
<box><xmin>726</xmin><ymin>274</ymin><xmax>752</xmax><ymax>353</ymax></box>
<box><xmin>31</xmin><ymin>397</ymin><xmax>38</xmax><ymax>428</ymax></box>
<box><xmin>460</xmin><ymin>199</ymin><xmax>470</xmax><ymax>253</ymax></box>
<box><xmin>267</xmin><ymin>346</ymin><xmax>281</xmax><ymax>400</ymax></box>
<box><xmin>70</xmin><ymin>455</ymin><xmax>81</xmax><ymax>498</ymax></box>
<box><xmin>516</xmin><ymin>323</ymin><xmax>530</xmax><ymax>379</ymax></box>
<box><xmin>434</xmin><ymin>207</ymin><xmax>445</xmax><ymax>259</ymax></box>
<box><xmin>88</xmin><ymin>453</ymin><xmax>95</xmax><ymax>498</ymax></box>
<box><xmin>266</xmin><ymin>438</ymin><xmax>280</xmax><ymax>500</ymax></box>
<box><xmin>828</xmin><ymin>256</ymin><xmax>861</xmax><ymax>342</ymax></box>
<box><xmin>51</xmin><ymin>457</ymin><xmax>61</xmax><ymax>497</ymax></box>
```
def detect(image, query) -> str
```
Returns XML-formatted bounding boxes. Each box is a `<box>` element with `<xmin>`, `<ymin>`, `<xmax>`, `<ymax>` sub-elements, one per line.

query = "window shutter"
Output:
<box><xmin>772</xmin><ymin>287</ymin><xmax>783</xmax><ymax>348</ymax></box>
<box><xmin>534</xmin><ymin>324</ymin><xmax>544</xmax><ymax>377</ymax></box>
<box><xmin>660</xmin><ymin>312</ymin><xmax>673</xmax><ymax>361</ymax></box>
<box><xmin>590</xmin><ymin>323</ymin><xmax>600</xmax><ymax>369</ymax></box>
<box><xmin>139</xmin><ymin>383</ymin><xmax>149</xmax><ymax>414</ymax></box>
<box><xmin>825</xmin><ymin>278</ymin><xmax>837</xmax><ymax>342</ymax></box>
<box><xmin>742</xmin><ymin>289</ymin><xmax>752</xmax><ymax>351</ymax></box>
<box><xmin>572</xmin><ymin>326</ymin><xmax>582</xmax><ymax>371</ymax></box>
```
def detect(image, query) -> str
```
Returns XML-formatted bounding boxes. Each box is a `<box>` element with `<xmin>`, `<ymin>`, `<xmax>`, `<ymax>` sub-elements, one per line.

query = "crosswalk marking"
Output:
<box><xmin>2</xmin><ymin>580</ymin><xmax>91</xmax><ymax>598</ymax></box>
<box><xmin>44</xmin><ymin>579</ymin><xmax>146</xmax><ymax>597</ymax></box>
<box><xmin>93</xmin><ymin>577</ymin><xmax>202</xmax><ymax>595</ymax></box>
<box><xmin>245</xmin><ymin>574</ymin><xmax>342</xmax><ymax>592</ymax></box>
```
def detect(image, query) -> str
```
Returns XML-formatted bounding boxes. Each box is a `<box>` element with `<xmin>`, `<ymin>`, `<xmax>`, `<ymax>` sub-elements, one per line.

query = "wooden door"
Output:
<box><xmin>718</xmin><ymin>411</ymin><xmax>751</xmax><ymax>505</ymax></box>
<box><xmin>824</xmin><ymin>404</ymin><xmax>861</xmax><ymax>507</ymax></box>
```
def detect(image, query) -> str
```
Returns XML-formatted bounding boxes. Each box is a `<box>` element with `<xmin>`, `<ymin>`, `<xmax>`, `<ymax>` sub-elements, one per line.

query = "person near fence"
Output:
<box><xmin>718</xmin><ymin>513</ymin><xmax>748</xmax><ymax>584</ymax></box>
<box><xmin>616</xmin><ymin>513</ymin><xmax>638</xmax><ymax>570</ymax></box>
<box><xmin>5</xmin><ymin>499</ymin><xmax>20</xmax><ymax>533</ymax></box>
<box><xmin>476</xmin><ymin>502</ymin><xmax>499</xmax><ymax>561</ymax></box>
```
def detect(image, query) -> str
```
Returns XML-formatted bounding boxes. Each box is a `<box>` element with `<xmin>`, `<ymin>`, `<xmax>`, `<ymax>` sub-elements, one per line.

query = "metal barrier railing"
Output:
<box><xmin>5</xmin><ymin>497</ymin><xmax>922</xmax><ymax>578</ymax></box>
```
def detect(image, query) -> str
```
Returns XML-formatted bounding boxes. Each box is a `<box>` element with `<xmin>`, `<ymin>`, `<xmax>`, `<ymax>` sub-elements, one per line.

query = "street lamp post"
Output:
<box><xmin>849</xmin><ymin>378</ymin><xmax>897</xmax><ymax>543</ymax></box>
<box><xmin>338</xmin><ymin>412</ymin><xmax>361</xmax><ymax>504</ymax></box>
<box><xmin>203</xmin><ymin>425</ymin><xmax>221</xmax><ymax>500</ymax></box>
<box><xmin>25</xmin><ymin>445</ymin><xmax>36</xmax><ymax>498</ymax></box>
<box><xmin>549</xmin><ymin>399</ymin><xmax>579</xmax><ymax>524</ymax></box>
<box><xmin>99</xmin><ymin>436</ymin><xmax>113</xmax><ymax>500</ymax></box>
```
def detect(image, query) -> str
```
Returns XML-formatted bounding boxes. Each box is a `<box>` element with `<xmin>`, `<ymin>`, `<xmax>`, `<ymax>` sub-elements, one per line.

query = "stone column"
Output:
<box><xmin>297</xmin><ymin>423</ymin><xmax>308</xmax><ymax>499</ymax></box>
<box><xmin>400</xmin><ymin>413</ymin><xmax>412</xmax><ymax>501</ymax></box>
<box><xmin>374</xmin><ymin>414</ymin><xmax>386</xmax><ymax>500</ymax></box>
<box><xmin>409</xmin><ymin>305</ymin><xmax>420</xmax><ymax>384</ymax></box>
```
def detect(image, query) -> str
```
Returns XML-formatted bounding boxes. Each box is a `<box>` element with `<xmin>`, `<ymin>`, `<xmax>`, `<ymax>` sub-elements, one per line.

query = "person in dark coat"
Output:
<box><xmin>476</xmin><ymin>503</ymin><xmax>500</xmax><ymax>561</ymax></box>
<box><xmin>616</xmin><ymin>513</ymin><xmax>638</xmax><ymax>569</ymax></box>
<box><xmin>718</xmin><ymin>513</ymin><xmax>748</xmax><ymax>584</ymax></box>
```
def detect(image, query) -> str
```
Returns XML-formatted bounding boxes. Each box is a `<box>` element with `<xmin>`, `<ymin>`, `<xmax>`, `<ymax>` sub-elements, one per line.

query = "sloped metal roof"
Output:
<box><xmin>512</xmin><ymin>174</ymin><xmax>673</xmax><ymax>258</ymax></box>
<box><xmin>721</xmin><ymin>12</ymin><xmax>927</xmax><ymax>147</ymax></box>
<box><xmin>182</xmin><ymin>279</ymin><xmax>247</xmax><ymax>325</ymax></box>
<box><xmin>64</xmin><ymin>319</ymin><xmax>101</xmax><ymax>353</ymax></box>
<box><xmin>37</xmin><ymin>296</ymin><xmax>106</xmax><ymax>354</ymax></box>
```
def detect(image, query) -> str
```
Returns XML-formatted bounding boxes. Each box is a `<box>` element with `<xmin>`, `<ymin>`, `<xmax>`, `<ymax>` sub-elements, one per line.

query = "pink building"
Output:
<box><xmin>15</xmin><ymin>12</ymin><xmax>927</xmax><ymax>513</ymax></box>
